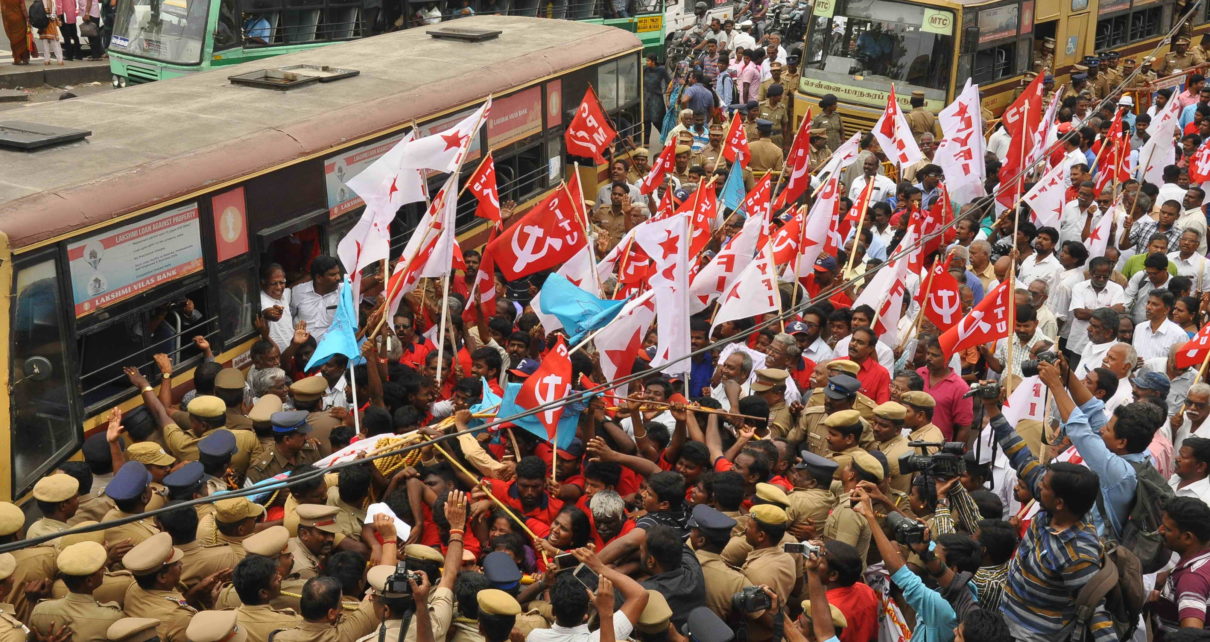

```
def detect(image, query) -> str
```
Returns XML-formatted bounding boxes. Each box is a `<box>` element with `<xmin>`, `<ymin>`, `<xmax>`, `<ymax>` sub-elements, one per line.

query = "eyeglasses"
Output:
<box><xmin>267</xmin><ymin>280</ymin><xmax>287</xmax><ymax>286</ymax></box>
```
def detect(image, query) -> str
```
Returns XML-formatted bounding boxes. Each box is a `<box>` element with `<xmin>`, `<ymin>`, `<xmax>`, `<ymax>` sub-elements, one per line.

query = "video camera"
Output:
<box><xmin>962</xmin><ymin>381</ymin><xmax>1000</xmax><ymax>400</ymax></box>
<box><xmin>731</xmin><ymin>585</ymin><xmax>772</xmax><ymax>613</ymax></box>
<box><xmin>384</xmin><ymin>561</ymin><xmax>424</xmax><ymax>596</ymax></box>
<box><xmin>898</xmin><ymin>441</ymin><xmax>966</xmax><ymax>479</ymax></box>
<box><xmin>885</xmin><ymin>511</ymin><xmax>926</xmax><ymax>546</ymax></box>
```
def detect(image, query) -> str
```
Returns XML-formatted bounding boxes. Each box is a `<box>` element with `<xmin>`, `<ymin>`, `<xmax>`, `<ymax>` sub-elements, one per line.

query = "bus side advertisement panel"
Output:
<box><xmin>66</xmin><ymin>203</ymin><xmax>204</xmax><ymax>316</ymax></box>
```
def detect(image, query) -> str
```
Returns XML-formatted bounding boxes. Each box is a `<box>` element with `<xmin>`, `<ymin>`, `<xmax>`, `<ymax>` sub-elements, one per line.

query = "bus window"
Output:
<box><xmin>78</xmin><ymin>284</ymin><xmax>212</xmax><ymax>409</ymax></box>
<box><xmin>973</xmin><ymin>43</ymin><xmax>1015</xmax><ymax>83</ymax></box>
<box><xmin>109</xmin><ymin>0</ymin><xmax>210</xmax><ymax>64</ymax></box>
<box><xmin>216</xmin><ymin>0</ymin><xmax>241</xmax><ymax>48</ymax></box>
<box><xmin>218</xmin><ymin>269</ymin><xmax>257</xmax><ymax>342</ymax></box>
<box><xmin>264</xmin><ymin>225</ymin><xmax>323</xmax><ymax>285</ymax></box>
<box><xmin>12</xmin><ymin>258</ymin><xmax>80</xmax><ymax>496</ymax></box>
<box><xmin>1097</xmin><ymin>6</ymin><xmax>1163</xmax><ymax>48</ymax></box>
<box><xmin>803</xmin><ymin>0</ymin><xmax>953</xmax><ymax>100</ymax></box>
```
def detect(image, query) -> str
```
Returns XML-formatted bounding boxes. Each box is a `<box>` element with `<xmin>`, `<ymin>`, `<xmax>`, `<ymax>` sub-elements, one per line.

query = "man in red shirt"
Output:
<box><xmin>848</xmin><ymin>327</ymin><xmax>890</xmax><ymax>403</ymax></box>
<box><xmin>485</xmin><ymin>455</ymin><xmax>564</xmax><ymax>537</ymax></box>
<box><xmin>916</xmin><ymin>335</ymin><xmax>973</xmax><ymax>443</ymax></box>
<box><xmin>821</xmin><ymin>539</ymin><xmax>880</xmax><ymax>642</ymax></box>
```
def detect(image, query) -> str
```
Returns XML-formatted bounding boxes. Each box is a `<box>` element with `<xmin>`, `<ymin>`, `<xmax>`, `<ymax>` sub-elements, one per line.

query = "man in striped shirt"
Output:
<box><xmin>1155</xmin><ymin>496</ymin><xmax>1210</xmax><ymax>636</ymax></box>
<box><xmin>978</xmin><ymin>392</ymin><xmax>1117</xmax><ymax>642</ymax></box>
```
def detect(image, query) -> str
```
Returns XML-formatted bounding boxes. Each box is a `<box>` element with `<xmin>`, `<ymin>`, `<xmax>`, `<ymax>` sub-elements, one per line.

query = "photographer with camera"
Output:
<box><xmin>977</xmin><ymin>378</ymin><xmax>1116</xmax><ymax>642</ymax></box>
<box><xmin>528</xmin><ymin>547</ymin><xmax>649</xmax><ymax>642</ymax></box>
<box><xmin>362</xmin><ymin>566</ymin><xmax>437</xmax><ymax>642</ymax></box>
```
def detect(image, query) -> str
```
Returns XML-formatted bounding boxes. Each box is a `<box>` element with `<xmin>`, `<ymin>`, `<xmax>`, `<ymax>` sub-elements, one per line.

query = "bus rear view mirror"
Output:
<box><xmin>14</xmin><ymin>356</ymin><xmax>53</xmax><ymax>385</ymax></box>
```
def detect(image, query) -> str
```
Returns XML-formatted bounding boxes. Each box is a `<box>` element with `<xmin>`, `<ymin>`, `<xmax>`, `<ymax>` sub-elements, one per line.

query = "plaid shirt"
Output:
<box><xmin>990</xmin><ymin>413</ymin><xmax>1117</xmax><ymax>642</ymax></box>
<box><xmin>1127</xmin><ymin>218</ymin><xmax>1180</xmax><ymax>254</ymax></box>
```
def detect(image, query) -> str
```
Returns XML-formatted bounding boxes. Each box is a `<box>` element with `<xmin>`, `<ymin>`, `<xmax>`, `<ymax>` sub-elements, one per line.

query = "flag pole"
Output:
<box><xmin>347</xmin><ymin>368</ymin><xmax>362</xmax><ymax>435</ymax></box>
<box><xmin>569</xmin><ymin>167</ymin><xmax>604</xmax><ymax>296</ymax></box>
<box><xmin>435</xmin><ymin>271</ymin><xmax>452</xmax><ymax>388</ymax></box>
<box><xmin>842</xmin><ymin>177</ymin><xmax>876</xmax><ymax>280</ymax></box>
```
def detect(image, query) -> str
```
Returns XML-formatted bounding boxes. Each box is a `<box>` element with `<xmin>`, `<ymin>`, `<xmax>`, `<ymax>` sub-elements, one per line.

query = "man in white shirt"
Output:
<box><xmin>1022</xmin><ymin>280</ymin><xmax>1059</xmax><ymax>341</ymax></box>
<box><xmin>290</xmin><ymin>256</ymin><xmax>343</xmax><ymax>341</ymax></box>
<box><xmin>710</xmin><ymin>350</ymin><xmax>753</xmax><ymax>408</ymax></box>
<box><xmin>1101</xmin><ymin>342</ymin><xmax>1137</xmax><ymax>414</ymax></box>
<box><xmin>831</xmin><ymin>305</ymin><xmax>895</xmax><ymax>372</ymax></box>
<box><xmin>1069</xmin><ymin>259</ymin><xmax>1126</xmax><ymax>374</ymax></box>
<box><xmin>1124</xmin><ymin>252</ymin><xmax>1173</xmax><ymax>323</ymax></box>
<box><xmin>1169</xmin><ymin>228</ymin><xmax>1210</xmax><ymax>291</ymax></box>
<box><xmin>1176</xmin><ymin>187</ymin><xmax>1208</xmax><ymax>254</ymax></box>
<box><xmin>790</xmin><ymin>312</ymin><xmax>834</xmax><ymax>365</ymax></box>
<box><xmin>527</xmin><ymin>550</ymin><xmax>649</xmax><ymax>642</ymax></box>
<box><xmin>1017</xmin><ymin>226</ymin><xmax>1065</xmax><ymax>295</ymax></box>
<box><xmin>1132</xmin><ymin>288</ymin><xmax>1187</xmax><ymax>360</ymax></box>
<box><xmin>1060</xmin><ymin>132</ymin><xmax>1087</xmax><ymax>172</ymax></box>
<box><xmin>1058</xmin><ymin>181</ymin><xmax>1098</xmax><ymax>246</ymax></box>
<box><xmin>1157</xmin><ymin>164</ymin><xmax>1187</xmax><ymax>207</ymax></box>
<box><xmin>1174</xmin><ymin>383</ymin><xmax>1210</xmax><ymax>447</ymax></box>
<box><xmin>1169</xmin><ymin>435</ymin><xmax>1210</xmax><ymax>508</ymax></box>
<box><xmin>984</xmin><ymin>303</ymin><xmax>1051</xmax><ymax>379</ymax></box>
<box><xmin>730</xmin><ymin>20</ymin><xmax>756</xmax><ymax>53</ymax></box>
<box><xmin>987</xmin><ymin>123</ymin><xmax>1011</xmax><ymax>162</ymax></box>
<box><xmin>847</xmin><ymin>155</ymin><xmax>896</xmax><ymax>204</ymax></box>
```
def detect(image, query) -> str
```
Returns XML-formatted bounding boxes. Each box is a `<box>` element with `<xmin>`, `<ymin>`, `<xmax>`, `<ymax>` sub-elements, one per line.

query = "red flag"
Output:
<box><xmin>839</xmin><ymin>173</ymin><xmax>875</xmax><ymax>242</ymax></box>
<box><xmin>774</xmin><ymin>108</ymin><xmax>814</xmax><ymax>210</ymax></box>
<box><xmin>769</xmin><ymin>210</ymin><xmax>802</xmax><ymax>266</ymax></box>
<box><xmin>467</xmin><ymin>152</ymin><xmax>501</xmax><ymax>224</ymax></box>
<box><xmin>996</xmin><ymin>73</ymin><xmax>1045</xmax><ymax>207</ymax></box>
<box><xmin>938</xmin><ymin>280</ymin><xmax>1011</xmax><ymax>358</ymax></box>
<box><xmin>921</xmin><ymin>261</ymin><xmax>963</xmax><ymax>332</ymax></box>
<box><xmin>653</xmin><ymin>187</ymin><xmax>677</xmax><ymax>220</ymax></box>
<box><xmin>722</xmin><ymin>111</ymin><xmax>751</xmax><ymax>168</ymax></box>
<box><xmin>564</xmin><ymin>87</ymin><xmax>616</xmax><ymax>162</ymax></box>
<box><xmin>465</xmin><ymin>227</ymin><xmax>499</xmax><ymax>321</ymax></box>
<box><xmin>1189</xmin><ymin>143</ymin><xmax>1210</xmax><ymax>183</ymax></box>
<box><xmin>1093</xmin><ymin>109</ymin><xmax>1131</xmax><ymax>193</ymax></box>
<box><xmin>488</xmin><ymin>185</ymin><xmax>587</xmax><ymax>280</ymax></box>
<box><xmin>1176</xmin><ymin>323</ymin><xmax>1210</xmax><ymax>369</ymax></box>
<box><xmin>740</xmin><ymin>173</ymin><xmax>773</xmax><ymax>221</ymax></box>
<box><xmin>514</xmin><ymin>335</ymin><xmax>572</xmax><ymax>439</ymax></box>
<box><xmin>674</xmin><ymin>183</ymin><xmax>718</xmax><ymax>257</ymax></box>
<box><xmin>640</xmin><ymin>140</ymin><xmax>678</xmax><ymax>195</ymax></box>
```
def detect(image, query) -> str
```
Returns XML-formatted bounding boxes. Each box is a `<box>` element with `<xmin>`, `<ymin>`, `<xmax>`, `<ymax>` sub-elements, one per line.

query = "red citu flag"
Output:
<box><xmin>920</xmin><ymin>261</ymin><xmax>964</xmax><ymax>332</ymax></box>
<box><xmin>1189</xmin><ymin>142</ymin><xmax>1210</xmax><ymax>184</ymax></box>
<box><xmin>1176</xmin><ymin>323</ymin><xmax>1210</xmax><ymax>369</ymax></box>
<box><xmin>640</xmin><ymin>140</ymin><xmax>678</xmax><ymax>195</ymax></box>
<box><xmin>467</xmin><ymin>152</ymin><xmax>501</xmax><ymax>224</ymax></box>
<box><xmin>514</xmin><ymin>335</ymin><xmax>572</xmax><ymax>439</ymax></box>
<box><xmin>564</xmin><ymin>87</ymin><xmax>616</xmax><ymax>162</ymax></box>
<box><xmin>487</xmin><ymin>184</ymin><xmax>587</xmax><ymax>280</ymax></box>
<box><xmin>938</xmin><ymin>280</ymin><xmax>1011</xmax><ymax>358</ymax></box>
<box><xmin>464</xmin><ymin>226</ymin><xmax>499</xmax><ymax>322</ymax></box>
<box><xmin>722</xmin><ymin>111</ymin><xmax>751</xmax><ymax>168</ymax></box>
<box><xmin>773</xmin><ymin>108</ymin><xmax>814</xmax><ymax>210</ymax></box>
<box><xmin>995</xmin><ymin>72</ymin><xmax>1045</xmax><ymax>207</ymax></box>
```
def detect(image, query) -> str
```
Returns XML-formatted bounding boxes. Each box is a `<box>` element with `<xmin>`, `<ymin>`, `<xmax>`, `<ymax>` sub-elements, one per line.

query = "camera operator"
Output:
<box><xmin>849</xmin><ymin>489</ymin><xmax>957</xmax><ymax>639</ymax></box>
<box><xmin>363</xmin><ymin>566</ymin><xmax>437</xmax><ymax>642</ymax></box>
<box><xmin>527</xmin><ymin>547</ymin><xmax>649</xmax><ymax>642</ymax></box>
<box><xmin>790</xmin><ymin>542</ymin><xmax>845</xmax><ymax>642</ymax></box>
<box><xmin>739</xmin><ymin>505</ymin><xmax>797</xmax><ymax>641</ymax></box>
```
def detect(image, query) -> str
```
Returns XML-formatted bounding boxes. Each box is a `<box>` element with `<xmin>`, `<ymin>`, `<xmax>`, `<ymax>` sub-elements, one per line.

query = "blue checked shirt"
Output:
<box><xmin>991</xmin><ymin>412</ymin><xmax>1117</xmax><ymax>642</ymax></box>
<box><xmin>1063</xmin><ymin>398</ymin><xmax>1151</xmax><ymax>538</ymax></box>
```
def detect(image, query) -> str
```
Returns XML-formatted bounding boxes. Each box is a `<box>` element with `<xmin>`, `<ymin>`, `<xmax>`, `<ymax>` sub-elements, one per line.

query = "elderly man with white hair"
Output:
<box><xmin>763</xmin><ymin>332</ymin><xmax>803</xmax><ymax>404</ymax></box>
<box><xmin>711</xmin><ymin>350</ymin><xmax>754</xmax><ymax>408</ymax></box>
<box><xmin>967</xmin><ymin>239</ymin><xmax>997</xmax><ymax>293</ymax></box>
<box><xmin>1174</xmin><ymin>382</ymin><xmax>1210</xmax><ymax>447</ymax></box>
<box><xmin>1101</xmin><ymin>341</ymin><xmax>1139</xmax><ymax>414</ymax></box>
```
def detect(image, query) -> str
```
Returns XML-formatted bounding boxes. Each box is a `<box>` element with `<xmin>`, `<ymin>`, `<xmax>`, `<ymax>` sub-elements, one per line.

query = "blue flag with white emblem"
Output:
<box><xmin>304</xmin><ymin>277</ymin><xmax>360</xmax><ymax>371</ymax></box>
<box><xmin>537</xmin><ymin>273</ymin><xmax>628</xmax><ymax>345</ymax></box>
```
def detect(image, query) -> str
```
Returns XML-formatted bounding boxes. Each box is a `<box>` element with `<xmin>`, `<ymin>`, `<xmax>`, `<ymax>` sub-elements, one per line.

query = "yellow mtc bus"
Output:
<box><xmin>0</xmin><ymin>16</ymin><xmax>642</xmax><ymax>502</ymax></box>
<box><xmin>794</xmin><ymin>0</ymin><xmax>1205</xmax><ymax>132</ymax></box>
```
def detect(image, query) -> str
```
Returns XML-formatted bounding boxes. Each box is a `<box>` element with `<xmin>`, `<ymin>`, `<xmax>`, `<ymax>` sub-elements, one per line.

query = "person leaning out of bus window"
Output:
<box><xmin>242</xmin><ymin>12</ymin><xmax>271</xmax><ymax>45</ymax></box>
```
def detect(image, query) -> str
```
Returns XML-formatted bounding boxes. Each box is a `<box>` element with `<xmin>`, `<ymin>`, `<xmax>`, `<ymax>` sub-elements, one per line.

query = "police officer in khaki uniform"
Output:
<box><xmin>184</xmin><ymin>610</ymin><xmax>246</xmax><ymax>642</ymax></box>
<box><xmin>101</xmin><ymin>462</ymin><xmax>161</xmax><ymax>548</ymax></box>
<box><xmin>247</xmin><ymin>395</ymin><xmax>283</xmax><ymax>451</ymax></box>
<box><xmin>125</xmin><ymin>442</ymin><xmax>174</xmax><ymax>511</ymax></box>
<box><xmin>290</xmin><ymin>376</ymin><xmax>342</xmax><ymax>456</ymax></box>
<box><xmin>30</xmin><ymin>542</ymin><xmax>125</xmax><ymax>641</ymax></box>
<box><xmin>687</xmin><ymin>505</ymin><xmax>755</xmax><ymax>621</ymax></box>
<box><xmin>905</xmin><ymin>90</ymin><xmax>940</xmax><ymax>142</ymax></box>
<box><xmin>670</xmin><ymin>144</ymin><xmax>695</xmax><ymax>187</ymax></box>
<box><xmin>870</xmin><ymin>401</ymin><xmax>913</xmax><ymax>493</ymax></box>
<box><xmin>27</xmin><ymin>474</ymin><xmax>79</xmax><ymax>539</ymax></box>
<box><xmin>722</xmin><ymin>484</ymin><xmax>793</xmax><ymax>566</ymax></box>
<box><xmin>1158</xmin><ymin>36</ymin><xmax>1206</xmax><ymax>76</ymax></box>
<box><xmin>811</xmin><ymin>94</ymin><xmax>843</xmax><ymax>151</ymax></box>
<box><xmin>1102</xmin><ymin>51</ymin><xmax>1123</xmax><ymax>88</ymax></box>
<box><xmin>288</xmin><ymin>504</ymin><xmax>340</xmax><ymax>581</ymax></box>
<box><xmin>758</xmin><ymin>85</ymin><xmax>789</xmax><ymax>148</ymax></box>
<box><xmin>214</xmin><ymin>368</ymin><xmax>254</xmax><ymax>431</ymax></box>
<box><xmin>758</xmin><ymin>61</ymin><xmax>784</xmax><ymax>101</ymax></box>
<box><xmin>0</xmin><ymin>555</ymin><xmax>26</xmax><ymax>642</ymax></box>
<box><xmin>808</xmin><ymin>133</ymin><xmax>832</xmax><ymax>172</ymax></box>
<box><xmin>269</xmin><ymin>575</ymin><xmax>379</xmax><ymax>642</ymax></box>
<box><xmin>805</xmin><ymin>359</ymin><xmax>877</xmax><ymax>421</ymax></box>
<box><xmin>1036</xmin><ymin>36</ymin><xmax>1055</xmax><ymax>72</ymax></box>
<box><xmin>900</xmin><ymin>391</ymin><xmax>945</xmax><ymax>447</ymax></box>
<box><xmin>786</xmin><ymin>452</ymin><xmax>837</xmax><ymax>536</ymax></box>
<box><xmin>106</xmin><ymin>618</ymin><xmax>161</xmax><ymax>642</ymax></box>
<box><xmin>158</xmin><ymin>395</ymin><xmax>226</xmax><ymax>462</ymax></box>
<box><xmin>792</xmin><ymin>374</ymin><xmax>864</xmax><ymax>455</ymax></box>
<box><xmin>48</xmin><ymin>523</ymin><xmax>134</xmax><ymax>609</ymax></box>
<box><xmin>739</xmin><ymin>504</ymin><xmax>797</xmax><ymax>641</ymax></box>
<box><xmin>748</xmin><ymin>119</ymin><xmax>785</xmax><ymax>175</ymax></box>
<box><xmin>698</xmin><ymin>124</ymin><xmax>725</xmax><ymax>169</ymax></box>
<box><xmin>1139</xmin><ymin>57</ymin><xmax>1159</xmax><ymax>84</ymax></box>
<box><xmin>232</xmin><ymin>555</ymin><xmax>302</xmax><ymax>641</ymax></box>
<box><xmin>188</xmin><ymin>496</ymin><xmax>260</xmax><ymax>588</ymax></box>
<box><xmin>750</xmin><ymin>369</ymin><xmax>792</xmax><ymax>438</ymax></box>
<box><xmin>246</xmin><ymin>411</ymin><xmax>322</xmax><ymax>485</ymax></box>
<box><xmin>823</xmin><ymin>451</ymin><xmax>878</xmax><ymax>562</ymax></box>
<box><xmin>215</xmin><ymin>526</ymin><xmax>303</xmax><ymax>612</ymax></box>
<box><xmin>821</xmin><ymin>409</ymin><xmax>865</xmax><ymax>472</ymax></box>
<box><xmin>122</xmin><ymin>533</ymin><xmax>198</xmax><ymax>642</ymax></box>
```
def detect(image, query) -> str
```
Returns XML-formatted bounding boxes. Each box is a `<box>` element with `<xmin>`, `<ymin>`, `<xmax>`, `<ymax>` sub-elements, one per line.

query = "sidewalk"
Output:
<box><xmin>0</xmin><ymin>47</ymin><xmax>112</xmax><ymax>89</ymax></box>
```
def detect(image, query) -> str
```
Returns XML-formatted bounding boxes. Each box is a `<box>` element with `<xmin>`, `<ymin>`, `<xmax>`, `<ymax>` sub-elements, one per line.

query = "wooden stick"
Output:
<box><xmin>435</xmin><ymin>271</ymin><xmax>452</xmax><ymax>387</ymax></box>
<box><xmin>506</xmin><ymin>428</ymin><xmax>522</xmax><ymax>460</ymax></box>
<box><xmin>843</xmin><ymin>176</ymin><xmax>876</xmax><ymax>278</ymax></box>
<box><xmin>609</xmin><ymin>397</ymin><xmax>767</xmax><ymax>422</ymax></box>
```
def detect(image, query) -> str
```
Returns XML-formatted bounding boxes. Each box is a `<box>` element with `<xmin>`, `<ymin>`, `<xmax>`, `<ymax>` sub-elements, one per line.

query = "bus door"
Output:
<box><xmin>258</xmin><ymin>210</ymin><xmax>328</xmax><ymax>288</ymax></box>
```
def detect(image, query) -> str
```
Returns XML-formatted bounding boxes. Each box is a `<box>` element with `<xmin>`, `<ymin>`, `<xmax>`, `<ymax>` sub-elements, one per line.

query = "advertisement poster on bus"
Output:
<box><xmin>324</xmin><ymin>107</ymin><xmax>484</xmax><ymax>218</ymax></box>
<box><xmin>67</xmin><ymin>203</ymin><xmax>204</xmax><ymax>316</ymax></box>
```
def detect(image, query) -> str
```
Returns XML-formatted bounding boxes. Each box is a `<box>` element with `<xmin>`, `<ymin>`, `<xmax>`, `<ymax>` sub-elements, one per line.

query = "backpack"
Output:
<box><xmin>1096</xmin><ymin>458</ymin><xmax>1174</xmax><ymax>573</ymax></box>
<box><xmin>28</xmin><ymin>0</ymin><xmax>49</xmax><ymax>30</ymax></box>
<box><xmin>1070</xmin><ymin>541</ymin><xmax>1146</xmax><ymax>642</ymax></box>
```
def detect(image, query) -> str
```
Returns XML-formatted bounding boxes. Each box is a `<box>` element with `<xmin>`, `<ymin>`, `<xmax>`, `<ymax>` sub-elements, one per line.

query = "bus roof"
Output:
<box><xmin>0</xmin><ymin>16</ymin><xmax>641</xmax><ymax>251</ymax></box>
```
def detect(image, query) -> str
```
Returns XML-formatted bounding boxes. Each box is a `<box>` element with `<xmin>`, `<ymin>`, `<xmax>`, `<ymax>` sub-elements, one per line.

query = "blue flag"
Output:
<box><xmin>496</xmin><ymin>382</ymin><xmax>583</xmax><ymax>450</ymax></box>
<box><xmin>305</xmin><ymin>277</ymin><xmax>360</xmax><ymax>371</ymax></box>
<box><xmin>537</xmin><ymin>274</ymin><xmax>628</xmax><ymax>345</ymax></box>
<box><xmin>722</xmin><ymin>161</ymin><xmax>746</xmax><ymax>212</ymax></box>
<box><xmin>661</xmin><ymin>84</ymin><xmax>683</xmax><ymax>141</ymax></box>
<box><xmin>469</xmin><ymin>376</ymin><xmax>502</xmax><ymax>429</ymax></box>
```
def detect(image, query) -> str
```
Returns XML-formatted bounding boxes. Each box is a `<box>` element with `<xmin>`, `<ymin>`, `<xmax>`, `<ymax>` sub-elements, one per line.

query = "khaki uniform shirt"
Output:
<box><xmin>1158</xmin><ymin>50</ymin><xmax>1206</xmax><ymax>76</ymax></box>
<box><xmin>875</xmin><ymin>435</ymin><xmax>914</xmax><ymax>493</ymax></box>
<box><xmin>0</xmin><ymin>610</ymin><xmax>26</xmax><ymax>642</ymax></box>
<box><xmin>29</xmin><ymin>592</ymin><xmax>124</xmax><ymax>642</ymax></box>
<box><xmin>809</xmin><ymin>145</ymin><xmax>831</xmax><ymax>173</ymax></box>
<box><xmin>448</xmin><ymin>619</ymin><xmax>485</xmax><ymax>642</ymax></box>
<box><xmin>908</xmin><ymin>424</ymin><xmax>945</xmax><ymax>451</ymax></box>
<box><xmin>823</xmin><ymin>493</ymin><xmax>871</xmax><ymax>562</ymax></box>
<box><xmin>287</xmin><ymin>537</ymin><xmax>321</xmax><ymax>580</ymax></box>
<box><xmin>354</xmin><ymin>587</ymin><xmax>455</xmax><ymax>642</ymax></box>
<box><xmin>906</xmin><ymin>107</ymin><xmax>939</xmax><ymax>141</ymax></box>
<box><xmin>792</xmin><ymin>406</ymin><xmax>828</xmax><ymax>456</ymax></box>
<box><xmin>11</xmin><ymin>545</ymin><xmax>57</xmax><ymax>621</ymax></box>
<box><xmin>812</xmin><ymin>111</ymin><xmax>843</xmax><ymax>151</ymax></box>
<box><xmin>748</xmin><ymin>139</ymin><xmax>784</xmax><ymax>174</ymax></box>
<box><xmin>101</xmin><ymin>508</ymin><xmax>159</xmax><ymax>548</ymax></box>
<box><xmin>828</xmin><ymin>445</ymin><xmax>864</xmax><ymax>473</ymax></box>
<box><xmin>326</xmin><ymin>487</ymin><xmax>367</xmax><ymax>544</ymax></box>
<box><xmin>786</xmin><ymin>487</ymin><xmax>834</xmax><ymax>534</ymax></box>
<box><xmin>592</xmin><ymin>206</ymin><xmax>630</xmax><ymax>242</ymax></box>
<box><xmin>26</xmin><ymin>517</ymin><xmax>69</xmax><ymax>540</ymax></box>
<box><xmin>124</xmin><ymin>585</ymin><xmax>196</xmax><ymax>642</ymax></box>
<box><xmin>696</xmin><ymin>549</ymin><xmax>753</xmax><ymax>619</ymax></box>
<box><xmin>225</xmin><ymin>407</ymin><xmax>254</xmax><ymax>432</ymax></box>
<box><xmin>767</xmin><ymin>401</ymin><xmax>793</xmax><ymax>440</ymax></box>
<box><xmin>69</xmin><ymin>493</ymin><xmax>115</xmax><ymax>526</ymax></box>
<box><xmin>273</xmin><ymin>597</ymin><xmax>378</xmax><ymax>642</ymax></box>
<box><xmin>740</xmin><ymin>546</ymin><xmax>797</xmax><ymax>640</ymax></box>
<box><xmin>758</xmin><ymin>99</ymin><xmax>788</xmax><ymax>148</ymax></box>
<box><xmin>805</xmin><ymin>389</ymin><xmax>878</xmax><ymax>421</ymax></box>
<box><xmin>305</xmin><ymin>411</ymin><xmax>344</xmax><ymax>457</ymax></box>
<box><xmin>235</xmin><ymin>603</ymin><xmax>301</xmax><ymax>642</ymax></box>
<box><xmin>698</xmin><ymin>144</ymin><xmax>723</xmax><ymax>170</ymax></box>
<box><xmin>247</xmin><ymin>444</ymin><xmax>321</xmax><ymax>485</ymax></box>
<box><xmin>181</xmin><ymin>534</ymin><xmax>245</xmax><ymax>590</ymax></box>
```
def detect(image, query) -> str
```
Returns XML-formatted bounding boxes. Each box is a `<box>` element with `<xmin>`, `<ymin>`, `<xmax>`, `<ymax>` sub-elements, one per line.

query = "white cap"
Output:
<box><xmin>739</xmin><ymin>19</ymin><xmax>753</xmax><ymax>27</ymax></box>
<box><xmin>1118</xmin><ymin>95</ymin><xmax>1134</xmax><ymax>106</ymax></box>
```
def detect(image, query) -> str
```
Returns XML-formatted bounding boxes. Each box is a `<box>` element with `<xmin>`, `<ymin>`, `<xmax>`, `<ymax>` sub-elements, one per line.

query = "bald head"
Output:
<box><xmin>994</xmin><ymin>256</ymin><xmax>1013</xmax><ymax>281</ymax></box>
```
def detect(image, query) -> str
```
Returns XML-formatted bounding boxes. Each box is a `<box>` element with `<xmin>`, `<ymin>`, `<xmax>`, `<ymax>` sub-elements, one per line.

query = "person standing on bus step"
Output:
<box><xmin>34</xmin><ymin>0</ymin><xmax>64</xmax><ymax>65</ymax></box>
<box><xmin>748</xmin><ymin>120</ymin><xmax>784</xmax><ymax>175</ymax></box>
<box><xmin>1159</xmin><ymin>37</ymin><xmax>1206</xmax><ymax>76</ymax></box>
<box><xmin>1036</xmin><ymin>36</ymin><xmax>1054</xmax><ymax>72</ymax></box>
<box><xmin>758</xmin><ymin>84</ymin><xmax>788</xmax><ymax>149</ymax></box>
<box><xmin>905</xmin><ymin>91</ymin><xmax>939</xmax><ymax>143</ymax></box>
<box><xmin>810</xmin><ymin>93</ymin><xmax>843</xmax><ymax>152</ymax></box>
<box><xmin>291</xmin><ymin>256</ymin><xmax>342</xmax><ymax>342</ymax></box>
<box><xmin>260</xmin><ymin>263</ymin><xmax>296</xmax><ymax>354</ymax></box>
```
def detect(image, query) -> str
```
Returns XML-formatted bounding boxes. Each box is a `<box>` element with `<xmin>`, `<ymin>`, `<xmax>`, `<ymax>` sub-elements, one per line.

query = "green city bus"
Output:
<box><xmin>107</xmin><ymin>0</ymin><xmax>667</xmax><ymax>84</ymax></box>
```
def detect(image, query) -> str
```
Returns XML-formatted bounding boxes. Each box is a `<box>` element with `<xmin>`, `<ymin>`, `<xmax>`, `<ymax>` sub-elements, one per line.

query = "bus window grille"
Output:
<box><xmin>79</xmin><ymin>317</ymin><xmax>220</xmax><ymax>400</ymax></box>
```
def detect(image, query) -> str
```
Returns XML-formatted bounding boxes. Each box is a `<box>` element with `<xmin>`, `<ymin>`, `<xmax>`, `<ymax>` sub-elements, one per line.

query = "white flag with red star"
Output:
<box><xmin>594</xmin><ymin>291</ymin><xmax>657</xmax><ymax>385</ymax></box>
<box><xmin>1021</xmin><ymin>161</ymin><xmax>1068</xmax><ymax>230</ymax></box>
<box><xmin>787</xmin><ymin>174</ymin><xmax>841</xmax><ymax>279</ymax></box>
<box><xmin>398</xmin><ymin>97</ymin><xmax>491</xmax><ymax>173</ymax></box>
<box><xmin>712</xmin><ymin>245</ymin><xmax>780</xmax><ymax>333</ymax></box>
<box><xmin>934</xmin><ymin>80</ymin><xmax>985</xmax><ymax>206</ymax></box>
<box><xmin>1085</xmin><ymin>206</ymin><xmax>1115</xmax><ymax>257</ymax></box>
<box><xmin>852</xmin><ymin>253</ymin><xmax>909</xmax><ymax>344</ymax></box>
<box><xmin>690</xmin><ymin>207</ymin><xmax>765</xmax><ymax>313</ymax></box>
<box><xmin>871</xmin><ymin>86</ymin><xmax>923</xmax><ymax>167</ymax></box>
<box><xmin>633</xmin><ymin>213</ymin><xmax>692</xmax><ymax>376</ymax></box>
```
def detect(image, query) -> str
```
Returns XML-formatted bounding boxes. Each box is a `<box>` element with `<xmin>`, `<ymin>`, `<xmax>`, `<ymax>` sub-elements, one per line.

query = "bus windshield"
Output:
<box><xmin>109</xmin><ymin>0</ymin><xmax>210</xmax><ymax>65</ymax></box>
<box><xmin>804</xmin><ymin>0</ymin><xmax>953</xmax><ymax>98</ymax></box>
